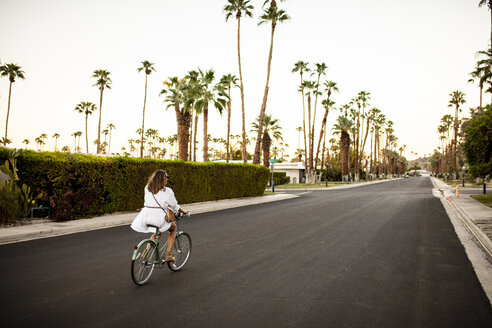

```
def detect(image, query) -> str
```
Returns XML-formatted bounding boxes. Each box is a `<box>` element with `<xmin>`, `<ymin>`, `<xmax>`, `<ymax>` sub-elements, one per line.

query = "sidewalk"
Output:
<box><xmin>0</xmin><ymin>193</ymin><xmax>298</xmax><ymax>245</ymax></box>
<box><xmin>431</xmin><ymin>177</ymin><xmax>492</xmax><ymax>256</ymax></box>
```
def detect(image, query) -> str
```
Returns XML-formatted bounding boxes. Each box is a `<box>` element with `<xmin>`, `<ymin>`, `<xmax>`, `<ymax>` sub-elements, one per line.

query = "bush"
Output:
<box><xmin>269</xmin><ymin>172</ymin><xmax>290</xmax><ymax>185</ymax></box>
<box><xmin>0</xmin><ymin>149</ymin><xmax>269</xmax><ymax>221</ymax></box>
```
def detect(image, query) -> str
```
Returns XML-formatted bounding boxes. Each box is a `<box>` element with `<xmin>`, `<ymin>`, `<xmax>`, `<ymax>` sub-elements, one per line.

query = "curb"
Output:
<box><xmin>0</xmin><ymin>193</ymin><xmax>298</xmax><ymax>245</ymax></box>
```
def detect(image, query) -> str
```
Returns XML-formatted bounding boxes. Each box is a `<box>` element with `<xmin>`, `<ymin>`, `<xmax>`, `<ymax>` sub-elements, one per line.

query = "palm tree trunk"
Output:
<box><xmin>452</xmin><ymin>104</ymin><xmax>458</xmax><ymax>178</ymax></box>
<box><xmin>236</xmin><ymin>17</ymin><xmax>248</xmax><ymax>163</ymax></box>
<box><xmin>193</xmin><ymin>114</ymin><xmax>198</xmax><ymax>161</ymax></box>
<box><xmin>262</xmin><ymin>132</ymin><xmax>271</xmax><ymax>167</ymax></box>
<box><xmin>189</xmin><ymin>118</ymin><xmax>193</xmax><ymax>161</ymax></box>
<box><xmin>85</xmin><ymin>114</ymin><xmax>89</xmax><ymax>154</ymax></box>
<box><xmin>321</xmin><ymin>124</ymin><xmax>328</xmax><ymax>179</ymax></box>
<box><xmin>109</xmin><ymin>129</ymin><xmax>112</xmax><ymax>154</ymax></box>
<box><xmin>4</xmin><ymin>81</ymin><xmax>13</xmax><ymax>145</ymax></box>
<box><xmin>300</xmin><ymin>74</ymin><xmax>308</xmax><ymax>171</ymax></box>
<box><xmin>97</xmin><ymin>86</ymin><xmax>104</xmax><ymax>154</ymax></box>
<box><xmin>226</xmin><ymin>87</ymin><xmax>232</xmax><ymax>163</ymax></box>
<box><xmin>203</xmin><ymin>102</ymin><xmax>209</xmax><ymax>162</ymax></box>
<box><xmin>314</xmin><ymin>107</ymin><xmax>329</xmax><ymax>170</ymax></box>
<box><xmin>341</xmin><ymin>131</ymin><xmax>350</xmax><ymax>181</ymax></box>
<box><xmin>360</xmin><ymin>118</ymin><xmax>370</xmax><ymax>177</ymax></box>
<box><xmin>140</xmin><ymin>75</ymin><xmax>148</xmax><ymax>158</ymax></box>
<box><xmin>253</xmin><ymin>23</ymin><xmax>276</xmax><ymax>165</ymax></box>
<box><xmin>176</xmin><ymin>105</ymin><xmax>191</xmax><ymax>161</ymax></box>
<box><xmin>354</xmin><ymin>109</ymin><xmax>360</xmax><ymax>181</ymax></box>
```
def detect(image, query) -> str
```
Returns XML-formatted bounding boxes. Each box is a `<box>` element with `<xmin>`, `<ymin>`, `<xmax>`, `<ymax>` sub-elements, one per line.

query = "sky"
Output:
<box><xmin>0</xmin><ymin>0</ymin><xmax>489</xmax><ymax>161</ymax></box>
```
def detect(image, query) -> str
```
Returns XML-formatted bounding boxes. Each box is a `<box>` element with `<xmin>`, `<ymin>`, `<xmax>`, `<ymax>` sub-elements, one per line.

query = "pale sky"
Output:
<box><xmin>0</xmin><ymin>0</ymin><xmax>489</xmax><ymax>160</ymax></box>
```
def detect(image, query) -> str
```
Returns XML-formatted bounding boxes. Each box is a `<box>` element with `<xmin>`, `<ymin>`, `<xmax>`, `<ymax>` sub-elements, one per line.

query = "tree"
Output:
<box><xmin>253</xmin><ymin>2</ymin><xmax>290</xmax><ymax>164</ymax></box>
<box><xmin>195</xmin><ymin>69</ymin><xmax>227</xmax><ymax>162</ymax></box>
<box><xmin>309</xmin><ymin>63</ymin><xmax>328</xmax><ymax>175</ymax></box>
<box><xmin>353</xmin><ymin>91</ymin><xmax>371</xmax><ymax>181</ymax></box>
<box><xmin>0</xmin><ymin>63</ymin><xmax>25</xmax><ymax>145</ymax></box>
<box><xmin>22</xmin><ymin>139</ymin><xmax>29</xmax><ymax>149</ymax></box>
<box><xmin>292</xmin><ymin>61</ymin><xmax>310</xmax><ymax>168</ymax></box>
<box><xmin>137</xmin><ymin>60</ymin><xmax>156</xmax><ymax>158</ymax></box>
<box><xmin>448</xmin><ymin>90</ymin><xmax>466</xmax><ymax>178</ymax></box>
<box><xmin>333</xmin><ymin>116</ymin><xmax>353</xmax><ymax>182</ymax></box>
<box><xmin>92</xmin><ymin>69</ymin><xmax>112</xmax><ymax>154</ymax></box>
<box><xmin>220</xmin><ymin>74</ymin><xmax>239</xmax><ymax>162</ymax></box>
<box><xmin>224</xmin><ymin>0</ymin><xmax>254</xmax><ymax>163</ymax></box>
<box><xmin>52</xmin><ymin>133</ymin><xmax>60</xmax><ymax>151</ymax></box>
<box><xmin>74</xmin><ymin>101</ymin><xmax>97</xmax><ymax>154</ymax></box>
<box><xmin>463</xmin><ymin>105</ymin><xmax>492</xmax><ymax>178</ymax></box>
<box><xmin>160</xmin><ymin>77</ymin><xmax>193</xmax><ymax>161</ymax></box>
<box><xmin>251</xmin><ymin>114</ymin><xmax>283</xmax><ymax>167</ymax></box>
<box><xmin>479</xmin><ymin>0</ymin><xmax>492</xmax><ymax>45</ymax></box>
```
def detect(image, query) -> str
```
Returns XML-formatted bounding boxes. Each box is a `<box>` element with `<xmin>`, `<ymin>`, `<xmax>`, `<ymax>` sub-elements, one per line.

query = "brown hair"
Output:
<box><xmin>146</xmin><ymin>170</ymin><xmax>168</xmax><ymax>194</ymax></box>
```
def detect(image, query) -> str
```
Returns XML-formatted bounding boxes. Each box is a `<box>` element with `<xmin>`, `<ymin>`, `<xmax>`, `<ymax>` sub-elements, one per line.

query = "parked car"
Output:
<box><xmin>404</xmin><ymin>173</ymin><xmax>409</xmax><ymax>178</ymax></box>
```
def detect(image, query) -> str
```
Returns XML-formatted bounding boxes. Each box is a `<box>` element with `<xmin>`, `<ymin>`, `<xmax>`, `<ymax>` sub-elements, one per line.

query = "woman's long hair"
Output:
<box><xmin>147</xmin><ymin>170</ymin><xmax>167</xmax><ymax>194</ymax></box>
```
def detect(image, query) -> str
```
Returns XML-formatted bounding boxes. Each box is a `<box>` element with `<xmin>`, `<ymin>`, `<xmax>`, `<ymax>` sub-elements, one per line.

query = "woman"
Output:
<box><xmin>131</xmin><ymin>169</ymin><xmax>189</xmax><ymax>262</ymax></box>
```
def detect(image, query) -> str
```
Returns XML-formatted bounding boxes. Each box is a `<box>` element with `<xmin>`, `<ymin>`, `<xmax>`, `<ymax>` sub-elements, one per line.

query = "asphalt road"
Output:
<box><xmin>1</xmin><ymin>177</ymin><xmax>491</xmax><ymax>327</ymax></box>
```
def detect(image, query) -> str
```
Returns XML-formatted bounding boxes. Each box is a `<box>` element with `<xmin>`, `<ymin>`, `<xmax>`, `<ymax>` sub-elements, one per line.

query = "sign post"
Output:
<box><xmin>269</xmin><ymin>158</ymin><xmax>278</xmax><ymax>193</ymax></box>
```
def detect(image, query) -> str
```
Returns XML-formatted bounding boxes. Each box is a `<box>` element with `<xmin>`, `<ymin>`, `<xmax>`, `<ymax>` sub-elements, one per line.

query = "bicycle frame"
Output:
<box><xmin>132</xmin><ymin>226</ymin><xmax>186</xmax><ymax>262</ymax></box>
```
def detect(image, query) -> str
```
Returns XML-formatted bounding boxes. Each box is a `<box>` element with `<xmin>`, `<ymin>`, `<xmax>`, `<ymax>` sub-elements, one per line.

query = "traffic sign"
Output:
<box><xmin>269</xmin><ymin>158</ymin><xmax>278</xmax><ymax>164</ymax></box>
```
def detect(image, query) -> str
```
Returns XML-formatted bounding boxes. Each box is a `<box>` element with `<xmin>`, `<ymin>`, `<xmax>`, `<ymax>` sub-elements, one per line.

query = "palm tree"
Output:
<box><xmin>302</xmin><ymin>80</ymin><xmax>316</xmax><ymax>178</ymax></box>
<box><xmin>479</xmin><ymin>0</ymin><xmax>492</xmax><ymax>45</ymax></box>
<box><xmin>292</xmin><ymin>61</ymin><xmax>310</xmax><ymax>168</ymax></box>
<box><xmin>251</xmin><ymin>114</ymin><xmax>283</xmax><ymax>167</ymax></box>
<box><xmin>220</xmin><ymin>74</ymin><xmax>239</xmax><ymax>162</ymax></box>
<box><xmin>353</xmin><ymin>91</ymin><xmax>371</xmax><ymax>181</ymax></box>
<box><xmin>475</xmin><ymin>48</ymin><xmax>492</xmax><ymax>103</ymax></box>
<box><xmin>468</xmin><ymin>65</ymin><xmax>486</xmax><ymax>107</ymax></box>
<box><xmin>106</xmin><ymin>123</ymin><xmax>116</xmax><ymax>154</ymax></box>
<box><xmin>92</xmin><ymin>69</ymin><xmax>112</xmax><ymax>154</ymax></box>
<box><xmin>52</xmin><ymin>133</ymin><xmax>60</xmax><ymax>151</ymax></box>
<box><xmin>224</xmin><ymin>0</ymin><xmax>254</xmax><ymax>163</ymax></box>
<box><xmin>310</xmin><ymin>63</ymin><xmax>328</xmax><ymax>170</ymax></box>
<box><xmin>195</xmin><ymin>69</ymin><xmax>227</xmax><ymax>162</ymax></box>
<box><xmin>333</xmin><ymin>116</ymin><xmax>353</xmax><ymax>182</ymax></box>
<box><xmin>253</xmin><ymin>2</ymin><xmax>290</xmax><ymax>164</ymax></box>
<box><xmin>160</xmin><ymin>77</ymin><xmax>193</xmax><ymax>161</ymax></box>
<box><xmin>0</xmin><ymin>63</ymin><xmax>25</xmax><ymax>145</ymax></box>
<box><xmin>74</xmin><ymin>101</ymin><xmax>97</xmax><ymax>154</ymax></box>
<box><xmin>75</xmin><ymin>131</ymin><xmax>83</xmax><ymax>152</ymax></box>
<box><xmin>314</xmin><ymin>80</ymin><xmax>339</xmax><ymax>170</ymax></box>
<box><xmin>315</xmin><ymin>98</ymin><xmax>335</xmax><ymax>171</ymax></box>
<box><xmin>22</xmin><ymin>139</ymin><xmax>29</xmax><ymax>149</ymax></box>
<box><xmin>448</xmin><ymin>90</ymin><xmax>466</xmax><ymax>178</ymax></box>
<box><xmin>137</xmin><ymin>60</ymin><xmax>156</xmax><ymax>158</ymax></box>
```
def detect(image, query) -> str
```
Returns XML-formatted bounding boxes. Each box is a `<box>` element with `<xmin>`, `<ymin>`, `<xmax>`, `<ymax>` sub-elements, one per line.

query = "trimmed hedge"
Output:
<box><xmin>269</xmin><ymin>172</ymin><xmax>290</xmax><ymax>186</ymax></box>
<box><xmin>0</xmin><ymin>149</ymin><xmax>269</xmax><ymax>220</ymax></box>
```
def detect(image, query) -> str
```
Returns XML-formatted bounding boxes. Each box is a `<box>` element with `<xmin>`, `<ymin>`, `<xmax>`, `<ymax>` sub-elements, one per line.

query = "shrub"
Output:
<box><xmin>0</xmin><ymin>148</ymin><xmax>269</xmax><ymax>220</ymax></box>
<box><xmin>269</xmin><ymin>172</ymin><xmax>290</xmax><ymax>185</ymax></box>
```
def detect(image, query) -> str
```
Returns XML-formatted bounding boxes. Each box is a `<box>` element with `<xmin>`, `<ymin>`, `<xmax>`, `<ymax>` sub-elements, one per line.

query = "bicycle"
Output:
<box><xmin>131</xmin><ymin>212</ymin><xmax>192</xmax><ymax>286</ymax></box>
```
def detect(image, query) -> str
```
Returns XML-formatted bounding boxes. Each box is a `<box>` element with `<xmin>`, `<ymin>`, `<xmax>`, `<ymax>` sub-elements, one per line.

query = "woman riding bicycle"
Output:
<box><xmin>131</xmin><ymin>169</ymin><xmax>189</xmax><ymax>262</ymax></box>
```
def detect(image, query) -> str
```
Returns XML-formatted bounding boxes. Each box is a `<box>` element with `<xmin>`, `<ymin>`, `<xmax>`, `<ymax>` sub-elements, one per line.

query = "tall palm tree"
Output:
<box><xmin>253</xmin><ymin>2</ymin><xmax>290</xmax><ymax>164</ymax></box>
<box><xmin>292</xmin><ymin>61</ymin><xmax>310</xmax><ymax>168</ymax></box>
<box><xmin>333</xmin><ymin>116</ymin><xmax>353</xmax><ymax>182</ymax></box>
<box><xmin>479</xmin><ymin>0</ymin><xmax>492</xmax><ymax>45</ymax></box>
<box><xmin>92</xmin><ymin>69</ymin><xmax>112</xmax><ymax>154</ymax></box>
<box><xmin>160</xmin><ymin>77</ymin><xmax>193</xmax><ymax>161</ymax></box>
<box><xmin>74</xmin><ymin>101</ymin><xmax>97</xmax><ymax>154</ymax></box>
<box><xmin>314</xmin><ymin>80</ymin><xmax>339</xmax><ymax>170</ymax></box>
<box><xmin>224</xmin><ymin>0</ymin><xmax>254</xmax><ymax>163</ymax></box>
<box><xmin>310</xmin><ymin>63</ymin><xmax>328</xmax><ymax>172</ymax></box>
<box><xmin>314</xmin><ymin>98</ymin><xmax>335</xmax><ymax>171</ymax></box>
<box><xmin>353</xmin><ymin>91</ymin><xmax>371</xmax><ymax>181</ymax></box>
<box><xmin>475</xmin><ymin>48</ymin><xmax>492</xmax><ymax>103</ymax></box>
<box><xmin>195</xmin><ymin>69</ymin><xmax>227</xmax><ymax>162</ymax></box>
<box><xmin>251</xmin><ymin>114</ymin><xmax>283</xmax><ymax>167</ymax></box>
<box><xmin>302</xmin><ymin>80</ymin><xmax>316</xmax><ymax>176</ymax></box>
<box><xmin>52</xmin><ymin>133</ymin><xmax>60</xmax><ymax>151</ymax></box>
<box><xmin>137</xmin><ymin>60</ymin><xmax>156</xmax><ymax>158</ymax></box>
<box><xmin>107</xmin><ymin>123</ymin><xmax>116</xmax><ymax>154</ymax></box>
<box><xmin>448</xmin><ymin>90</ymin><xmax>466</xmax><ymax>178</ymax></box>
<box><xmin>220</xmin><ymin>74</ymin><xmax>239</xmax><ymax>162</ymax></box>
<box><xmin>0</xmin><ymin>63</ymin><xmax>25</xmax><ymax>145</ymax></box>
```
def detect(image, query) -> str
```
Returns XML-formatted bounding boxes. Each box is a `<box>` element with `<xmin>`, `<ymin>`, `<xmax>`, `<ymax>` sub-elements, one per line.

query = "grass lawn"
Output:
<box><xmin>470</xmin><ymin>194</ymin><xmax>492</xmax><ymax>208</ymax></box>
<box><xmin>442</xmin><ymin>179</ymin><xmax>486</xmax><ymax>188</ymax></box>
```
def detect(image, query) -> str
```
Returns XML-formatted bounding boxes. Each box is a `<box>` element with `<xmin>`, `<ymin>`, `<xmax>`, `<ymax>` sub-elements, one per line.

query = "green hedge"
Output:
<box><xmin>269</xmin><ymin>172</ymin><xmax>290</xmax><ymax>186</ymax></box>
<box><xmin>0</xmin><ymin>149</ymin><xmax>269</xmax><ymax>220</ymax></box>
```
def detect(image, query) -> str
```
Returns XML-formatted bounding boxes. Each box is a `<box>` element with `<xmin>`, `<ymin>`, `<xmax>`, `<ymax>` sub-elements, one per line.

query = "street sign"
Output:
<box><xmin>269</xmin><ymin>158</ymin><xmax>278</xmax><ymax>164</ymax></box>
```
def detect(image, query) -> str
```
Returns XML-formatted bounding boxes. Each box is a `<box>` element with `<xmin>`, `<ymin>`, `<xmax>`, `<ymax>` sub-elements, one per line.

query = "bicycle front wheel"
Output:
<box><xmin>167</xmin><ymin>232</ymin><xmax>192</xmax><ymax>272</ymax></box>
<box><xmin>131</xmin><ymin>240</ymin><xmax>157</xmax><ymax>285</ymax></box>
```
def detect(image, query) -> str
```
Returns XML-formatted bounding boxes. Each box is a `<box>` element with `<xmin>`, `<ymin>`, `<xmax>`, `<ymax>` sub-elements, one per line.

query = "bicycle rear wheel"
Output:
<box><xmin>167</xmin><ymin>232</ymin><xmax>192</xmax><ymax>272</ymax></box>
<box><xmin>131</xmin><ymin>240</ymin><xmax>157</xmax><ymax>285</ymax></box>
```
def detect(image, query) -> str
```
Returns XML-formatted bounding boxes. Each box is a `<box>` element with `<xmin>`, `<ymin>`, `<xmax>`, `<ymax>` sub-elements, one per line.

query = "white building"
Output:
<box><xmin>271</xmin><ymin>162</ymin><xmax>305</xmax><ymax>184</ymax></box>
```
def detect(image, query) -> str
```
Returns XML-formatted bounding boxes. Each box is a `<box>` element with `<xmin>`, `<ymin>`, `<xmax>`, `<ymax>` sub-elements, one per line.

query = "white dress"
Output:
<box><xmin>130</xmin><ymin>187</ymin><xmax>181</xmax><ymax>233</ymax></box>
